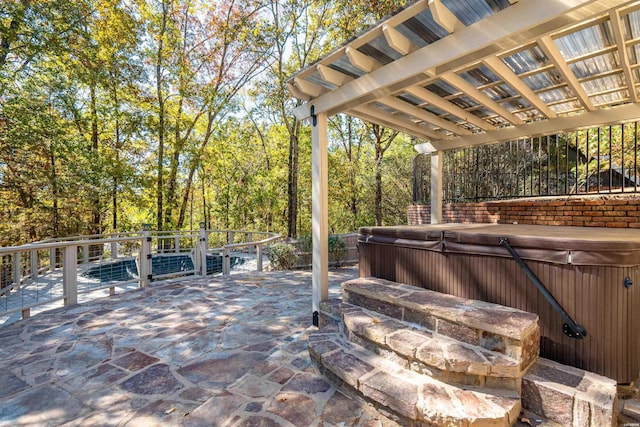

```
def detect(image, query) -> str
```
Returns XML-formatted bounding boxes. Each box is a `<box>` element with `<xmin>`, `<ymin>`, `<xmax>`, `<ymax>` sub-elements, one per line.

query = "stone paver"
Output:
<box><xmin>0</xmin><ymin>267</ymin><xmax>399</xmax><ymax>427</ymax></box>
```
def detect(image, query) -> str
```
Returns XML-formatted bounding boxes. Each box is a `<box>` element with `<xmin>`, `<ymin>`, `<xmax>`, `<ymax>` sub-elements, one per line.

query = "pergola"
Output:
<box><xmin>287</xmin><ymin>0</ymin><xmax>640</xmax><ymax>319</ymax></box>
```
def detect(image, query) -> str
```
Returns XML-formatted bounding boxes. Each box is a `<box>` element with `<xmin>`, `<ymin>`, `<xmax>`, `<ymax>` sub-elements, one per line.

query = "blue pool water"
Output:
<box><xmin>81</xmin><ymin>254</ymin><xmax>245</xmax><ymax>283</ymax></box>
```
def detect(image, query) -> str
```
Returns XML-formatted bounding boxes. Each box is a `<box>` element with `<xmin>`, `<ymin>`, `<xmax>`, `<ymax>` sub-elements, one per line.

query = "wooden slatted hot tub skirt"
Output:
<box><xmin>358</xmin><ymin>223</ymin><xmax>640</xmax><ymax>383</ymax></box>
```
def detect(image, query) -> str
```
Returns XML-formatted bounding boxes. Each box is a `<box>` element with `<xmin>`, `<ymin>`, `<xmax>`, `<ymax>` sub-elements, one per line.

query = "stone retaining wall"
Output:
<box><xmin>408</xmin><ymin>194</ymin><xmax>640</xmax><ymax>227</ymax></box>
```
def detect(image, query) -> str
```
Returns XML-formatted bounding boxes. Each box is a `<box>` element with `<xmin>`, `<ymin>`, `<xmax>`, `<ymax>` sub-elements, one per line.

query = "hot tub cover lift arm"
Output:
<box><xmin>499</xmin><ymin>237</ymin><xmax>587</xmax><ymax>339</ymax></box>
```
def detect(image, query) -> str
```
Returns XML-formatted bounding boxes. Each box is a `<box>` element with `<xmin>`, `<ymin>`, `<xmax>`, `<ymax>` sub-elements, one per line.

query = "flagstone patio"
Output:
<box><xmin>0</xmin><ymin>267</ymin><xmax>406</xmax><ymax>427</ymax></box>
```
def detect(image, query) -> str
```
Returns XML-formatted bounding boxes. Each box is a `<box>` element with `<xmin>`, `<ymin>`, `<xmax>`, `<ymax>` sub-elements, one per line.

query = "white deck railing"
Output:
<box><xmin>0</xmin><ymin>223</ymin><xmax>280</xmax><ymax>324</ymax></box>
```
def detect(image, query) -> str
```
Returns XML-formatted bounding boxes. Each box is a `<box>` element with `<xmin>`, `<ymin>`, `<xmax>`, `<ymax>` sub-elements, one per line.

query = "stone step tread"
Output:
<box><xmin>342</xmin><ymin>303</ymin><xmax>522</xmax><ymax>378</ymax></box>
<box><xmin>309</xmin><ymin>330</ymin><xmax>521</xmax><ymax>427</ymax></box>
<box><xmin>343</xmin><ymin>277</ymin><xmax>538</xmax><ymax>340</ymax></box>
<box><xmin>344</xmin><ymin>277</ymin><xmax>539</xmax><ymax>341</ymax></box>
<box><xmin>343</xmin><ymin>278</ymin><xmax>540</xmax><ymax>367</ymax></box>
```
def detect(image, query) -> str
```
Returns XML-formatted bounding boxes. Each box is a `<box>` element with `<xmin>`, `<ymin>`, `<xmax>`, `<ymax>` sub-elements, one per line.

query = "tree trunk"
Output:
<box><xmin>89</xmin><ymin>82</ymin><xmax>102</xmax><ymax>235</ymax></box>
<box><xmin>50</xmin><ymin>150</ymin><xmax>59</xmax><ymax>238</ymax></box>
<box><xmin>370</xmin><ymin>124</ymin><xmax>398</xmax><ymax>227</ymax></box>
<box><xmin>176</xmin><ymin>110</ymin><xmax>216</xmax><ymax>229</ymax></box>
<box><xmin>287</xmin><ymin>119</ymin><xmax>300</xmax><ymax>238</ymax></box>
<box><xmin>164</xmin><ymin>7</ymin><xmax>190</xmax><ymax>231</ymax></box>
<box><xmin>201</xmin><ymin>169</ymin><xmax>208</xmax><ymax>228</ymax></box>
<box><xmin>375</xmin><ymin>154</ymin><xmax>383</xmax><ymax>226</ymax></box>
<box><xmin>112</xmin><ymin>80</ymin><xmax>120</xmax><ymax>231</ymax></box>
<box><xmin>155</xmin><ymin>0</ymin><xmax>168</xmax><ymax>231</ymax></box>
<box><xmin>0</xmin><ymin>0</ymin><xmax>30</xmax><ymax>69</ymax></box>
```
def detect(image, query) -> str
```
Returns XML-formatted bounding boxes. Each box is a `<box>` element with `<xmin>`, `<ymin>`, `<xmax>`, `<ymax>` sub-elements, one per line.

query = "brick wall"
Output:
<box><xmin>407</xmin><ymin>194</ymin><xmax>640</xmax><ymax>228</ymax></box>
<box><xmin>407</xmin><ymin>204</ymin><xmax>431</xmax><ymax>225</ymax></box>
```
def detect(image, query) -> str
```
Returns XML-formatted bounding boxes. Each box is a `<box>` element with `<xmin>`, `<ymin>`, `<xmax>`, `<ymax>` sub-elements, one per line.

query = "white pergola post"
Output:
<box><xmin>312</xmin><ymin>110</ymin><xmax>329</xmax><ymax>326</ymax></box>
<box><xmin>430</xmin><ymin>151</ymin><xmax>443</xmax><ymax>224</ymax></box>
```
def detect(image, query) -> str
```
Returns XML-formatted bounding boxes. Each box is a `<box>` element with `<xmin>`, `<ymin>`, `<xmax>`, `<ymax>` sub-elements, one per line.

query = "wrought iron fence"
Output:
<box><xmin>413</xmin><ymin>122</ymin><xmax>640</xmax><ymax>204</ymax></box>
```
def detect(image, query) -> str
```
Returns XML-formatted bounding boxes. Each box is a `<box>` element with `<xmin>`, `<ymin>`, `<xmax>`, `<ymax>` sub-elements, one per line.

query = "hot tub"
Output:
<box><xmin>358</xmin><ymin>223</ymin><xmax>640</xmax><ymax>383</ymax></box>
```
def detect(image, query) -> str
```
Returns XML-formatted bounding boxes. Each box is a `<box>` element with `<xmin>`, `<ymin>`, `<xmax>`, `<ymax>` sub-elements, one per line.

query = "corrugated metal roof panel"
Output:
<box><xmin>306</xmin><ymin>73</ymin><xmax>337</xmax><ymax>90</ymax></box>
<box><xmin>504</xmin><ymin>47</ymin><xmax>550</xmax><ymax>74</ymax></box>
<box><xmin>367</xmin><ymin>35</ymin><xmax>404</xmax><ymax>61</ymax></box>
<box><xmin>502</xmin><ymin>97</ymin><xmax>533</xmax><ymax>112</ymax></box>
<box><xmin>330</xmin><ymin>57</ymin><xmax>365</xmax><ymax>79</ymax></box>
<box><xmin>628</xmin><ymin>44</ymin><xmax>640</xmax><ymax>65</ymax></box>
<box><xmin>460</xmin><ymin>65</ymin><xmax>500</xmax><ymax>86</ymax></box>
<box><xmin>549</xmin><ymin>101</ymin><xmax>582</xmax><ymax>113</ymax></box>
<box><xmin>538</xmin><ymin>87</ymin><xmax>575</xmax><ymax>103</ymax></box>
<box><xmin>441</xmin><ymin>0</ymin><xmax>502</xmax><ymax>26</ymax></box>
<box><xmin>450</xmin><ymin>95</ymin><xmax>479</xmax><ymax>109</ymax></box>
<box><xmin>397</xmin><ymin>93</ymin><xmax>425</xmax><ymax>106</ymax></box>
<box><xmin>591</xmin><ymin>90</ymin><xmax>628</xmax><ymax>105</ymax></box>
<box><xmin>483</xmin><ymin>84</ymin><xmax>518</xmax><ymax>101</ymax></box>
<box><xmin>522</xmin><ymin>70</ymin><xmax>564</xmax><ymax>91</ymax></box>
<box><xmin>515</xmin><ymin>108</ymin><xmax>542</xmax><ymax>121</ymax></box>
<box><xmin>426</xmin><ymin>81</ymin><xmax>461</xmax><ymax>97</ymax></box>
<box><xmin>555</xmin><ymin>22</ymin><xmax>615</xmax><ymax>61</ymax></box>
<box><xmin>424</xmin><ymin>104</ymin><xmax>447</xmax><ymax>116</ymax></box>
<box><xmin>623</xmin><ymin>9</ymin><xmax>640</xmax><ymax>40</ymax></box>
<box><xmin>582</xmin><ymin>74</ymin><xmax>625</xmax><ymax>95</ymax></box>
<box><xmin>356</xmin><ymin>44</ymin><xmax>394</xmax><ymax>65</ymax></box>
<box><xmin>569</xmin><ymin>53</ymin><xmax>619</xmax><ymax>79</ymax></box>
<box><xmin>411</xmin><ymin>9</ymin><xmax>449</xmax><ymax>41</ymax></box>
<box><xmin>396</xmin><ymin>8</ymin><xmax>450</xmax><ymax>47</ymax></box>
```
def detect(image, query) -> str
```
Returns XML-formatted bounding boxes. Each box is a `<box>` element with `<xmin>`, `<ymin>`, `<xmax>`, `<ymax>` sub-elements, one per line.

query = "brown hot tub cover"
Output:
<box><xmin>359</xmin><ymin>223</ymin><xmax>640</xmax><ymax>266</ymax></box>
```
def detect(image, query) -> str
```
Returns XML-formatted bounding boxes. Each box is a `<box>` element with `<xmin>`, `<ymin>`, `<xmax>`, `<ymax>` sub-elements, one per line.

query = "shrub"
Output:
<box><xmin>329</xmin><ymin>235</ymin><xmax>347</xmax><ymax>267</ymax></box>
<box><xmin>268</xmin><ymin>242</ymin><xmax>299</xmax><ymax>270</ymax></box>
<box><xmin>297</xmin><ymin>234</ymin><xmax>313</xmax><ymax>253</ymax></box>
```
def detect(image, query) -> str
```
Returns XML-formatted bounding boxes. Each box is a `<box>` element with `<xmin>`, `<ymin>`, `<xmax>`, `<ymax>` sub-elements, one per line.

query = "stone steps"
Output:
<box><xmin>341</xmin><ymin>302</ymin><xmax>522</xmax><ymax>390</ymax></box>
<box><xmin>309</xmin><ymin>330</ymin><xmax>521</xmax><ymax>427</ymax></box>
<box><xmin>521</xmin><ymin>357</ymin><xmax>617</xmax><ymax>427</ymax></box>
<box><xmin>309</xmin><ymin>277</ymin><xmax>545</xmax><ymax>426</ymax></box>
<box><xmin>311</xmin><ymin>277</ymin><xmax>619</xmax><ymax>427</ymax></box>
<box><xmin>343</xmin><ymin>277</ymin><xmax>540</xmax><ymax>366</ymax></box>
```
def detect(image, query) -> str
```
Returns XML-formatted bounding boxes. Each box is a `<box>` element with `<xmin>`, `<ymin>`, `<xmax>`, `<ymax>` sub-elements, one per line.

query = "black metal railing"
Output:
<box><xmin>413</xmin><ymin>121</ymin><xmax>640</xmax><ymax>204</ymax></box>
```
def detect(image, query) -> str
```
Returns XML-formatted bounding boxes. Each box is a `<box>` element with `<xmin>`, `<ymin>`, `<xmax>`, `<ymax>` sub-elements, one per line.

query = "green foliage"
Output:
<box><xmin>267</xmin><ymin>242</ymin><xmax>298</xmax><ymax>271</ymax></box>
<box><xmin>328</xmin><ymin>235</ymin><xmax>347</xmax><ymax>267</ymax></box>
<box><xmin>0</xmin><ymin>0</ymin><xmax>415</xmax><ymax>246</ymax></box>
<box><xmin>297</xmin><ymin>235</ymin><xmax>313</xmax><ymax>253</ymax></box>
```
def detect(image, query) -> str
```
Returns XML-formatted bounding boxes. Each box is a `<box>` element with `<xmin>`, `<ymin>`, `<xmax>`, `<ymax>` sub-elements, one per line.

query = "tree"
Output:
<box><xmin>255</xmin><ymin>0</ymin><xmax>335</xmax><ymax>238</ymax></box>
<box><xmin>329</xmin><ymin>115</ymin><xmax>368</xmax><ymax>231</ymax></box>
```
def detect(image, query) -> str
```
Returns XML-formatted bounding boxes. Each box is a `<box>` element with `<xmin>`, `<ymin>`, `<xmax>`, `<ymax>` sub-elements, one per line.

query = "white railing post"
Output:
<box><xmin>49</xmin><ymin>248</ymin><xmax>56</xmax><ymax>270</ymax></box>
<box><xmin>223</xmin><ymin>247</ymin><xmax>231</xmax><ymax>276</ymax></box>
<box><xmin>30</xmin><ymin>249</ymin><xmax>38</xmax><ymax>281</ymax></box>
<box><xmin>256</xmin><ymin>243</ymin><xmax>263</xmax><ymax>272</ymax></box>
<box><xmin>83</xmin><ymin>244</ymin><xmax>90</xmax><ymax>264</ymax></box>
<box><xmin>111</xmin><ymin>234</ymin><xmax>118</xmax><ymax>259</ymax></box>
<box><xmin>175</xmin><ymin>231</ymin><xmax>180</xmax><ymax>254</ymax></box>
<box><xmin>198</xmin><ymin>222</ymin><xmax>208</xmax><ymax>276</ymax></box>
<box><xmin>63</xmin><ymin>244</ymin><xmax>78</xmax><ymax>306</ymax></box>
<box><xmin>139</xmin><ymin>224</ymin><xmax>151</xmax><ymax>287</ymax></box>
<box><xmin>12</xmin><ymin>252</ymin><xmax>21</xmax><ymax>288</ymax></box>
<box><xmin>248</xmin><ymin>232</ymin><xmax>254</xmax><ymax>255</ymax></box>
